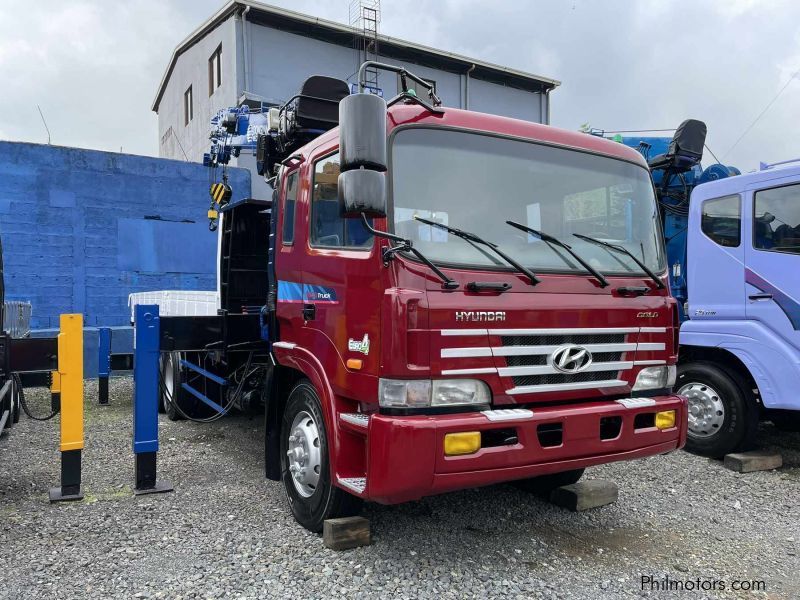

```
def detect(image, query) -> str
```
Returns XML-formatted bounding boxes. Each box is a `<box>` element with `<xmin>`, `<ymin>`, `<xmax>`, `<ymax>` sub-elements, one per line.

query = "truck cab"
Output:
<box><xmin>258</xmin><ymin>66</ymin><xmax>687</xmax><ymax>531</ymax></box>
<box><xmin>678</xmin><ymin>163</ymin><xmax>800</xmax><ymax>455</ymax></box>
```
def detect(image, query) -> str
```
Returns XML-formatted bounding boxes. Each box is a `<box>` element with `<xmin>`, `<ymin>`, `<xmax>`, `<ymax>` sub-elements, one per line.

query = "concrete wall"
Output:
<box><xmin>0</xmin><ymin>141</ymin><xmax>250</xmax><ymax>329</ymax></box>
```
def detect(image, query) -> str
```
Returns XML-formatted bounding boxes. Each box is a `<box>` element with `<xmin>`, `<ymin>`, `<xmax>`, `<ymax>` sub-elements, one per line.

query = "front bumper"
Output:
<box><xmin>363</xmin><ymin>394</ymin><xmax>687</xmax><ymax>504</ymax></box>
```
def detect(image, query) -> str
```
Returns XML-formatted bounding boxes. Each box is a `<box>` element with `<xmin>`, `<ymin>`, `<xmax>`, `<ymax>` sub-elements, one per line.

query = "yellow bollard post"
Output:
<box><xmin>49</xmin><ymin>314</ymin><xmax>84</xmax><ymax>502</ymax></box>
<box><xmin>50</xmin><ymin>371</ymin><xmax>61</xmax><ymax>414</ymax></box>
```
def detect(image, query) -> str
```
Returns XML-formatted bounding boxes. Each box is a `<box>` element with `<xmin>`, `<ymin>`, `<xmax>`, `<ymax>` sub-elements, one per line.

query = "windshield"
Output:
<box><xmin>390</xmin><ymin>128</ymin><xmax>665</xmax><ymax>275</ymax></box>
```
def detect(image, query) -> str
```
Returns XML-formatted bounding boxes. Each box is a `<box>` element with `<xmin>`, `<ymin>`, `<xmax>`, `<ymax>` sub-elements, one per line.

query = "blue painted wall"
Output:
<box><xmin>32</xmin><ymin>326</ymin><xmax>133</xmax><ymax>379</ymax></box>
<box><xmin>0</xmin><ymin>141</ymin><xmax>251</xmax><ymax>329</ymax></box>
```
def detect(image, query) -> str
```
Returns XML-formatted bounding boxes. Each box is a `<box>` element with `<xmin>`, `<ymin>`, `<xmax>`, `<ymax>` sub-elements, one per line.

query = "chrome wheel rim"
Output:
<box><xmin>287</xmin><ymin>410</ymin><xmax>322</xmax><ymax>498</ymax></box>
<box><xmin>679</xmin><ymin>382</ymin><xmax>725</xmax><ymax>438</ymax></box>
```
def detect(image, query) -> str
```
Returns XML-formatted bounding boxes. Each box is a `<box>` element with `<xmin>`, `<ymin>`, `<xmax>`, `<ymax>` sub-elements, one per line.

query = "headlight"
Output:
<box><xmin>378</xmin><ymin>378</ymin><xmax>491</xmax><ymax>409</ymax></box>
<box><xmin>632</xmin><ymin>366</ymin><xmax>676</xmax><ymax>391</ymax></box>
<box><xmin>378</xmin><ymin>379</ymin><xmax>431</xmax><ymax>408</ymax></box>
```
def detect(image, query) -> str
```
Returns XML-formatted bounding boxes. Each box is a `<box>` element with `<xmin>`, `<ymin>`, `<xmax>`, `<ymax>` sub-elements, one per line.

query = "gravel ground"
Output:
<box><xmin>1</xmin><ymin>377</ymin><xmax>798</xmax><ymax>600</ymax></box>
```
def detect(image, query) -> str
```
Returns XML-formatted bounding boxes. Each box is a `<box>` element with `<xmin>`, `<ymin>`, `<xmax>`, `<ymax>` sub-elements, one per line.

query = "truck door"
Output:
<box><xmin>299</xmin><ymin>149</ymin><xmax>383</xmax><ymax>383</ymax></box>
<box><xmin>688</xmin><ymin>192</ymin><xmax>746</xmax><ymax>320</ymax></box>
<box><xmin>275</xmin><ymin>166</ymin><xmax>305</xmax><ymax>344</ymax></box>
<box><xmin>744</xmin><ymin>179</ymin><xmax>800</xmax><ymax>349</ymax></box>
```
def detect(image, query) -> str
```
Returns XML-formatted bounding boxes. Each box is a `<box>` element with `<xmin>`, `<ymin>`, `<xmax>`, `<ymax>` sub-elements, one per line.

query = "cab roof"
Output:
<box><xmin>692</xmin><ymin>162</ymin><xmax>800</xmax><ymax>202</ymax></box>
<box><xmin>303</xmin><ymin>103</ymin><xmax>649</xmax><ymax>167</ymax></box>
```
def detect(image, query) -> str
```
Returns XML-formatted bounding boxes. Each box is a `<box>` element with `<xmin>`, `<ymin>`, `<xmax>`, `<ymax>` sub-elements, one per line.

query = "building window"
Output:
<box><xmin>310</xmin><ymin>152</ymin><xmax>373</xmax><ymax>249</ymax></box>
<box><xmin>208</xmin><ymin>45</ymin><xmax>222</xmax><ymax>96</ymax></box>
<box><xmin>184</xmin><ymin>85</ymin><xmax>193</xmax><ymax>126</ymax></box>
<box><xmin>397</xmin><ymin>73</ymin><xmax>436</xmax><ymax>100</ymax></box>
<box><xmin>282</xmin><ymin>171</ymin><xmax>298</xmax><ymax>245</ymax></box>
<box><xmin>701</xmin><ymin>194</ymin><xmax>741</xmax><ymax>247</ymax></box>
<box><xmin>754</xmin><ymin>183</ymin><xmax>800</xmax><ymax>254</ymax></box>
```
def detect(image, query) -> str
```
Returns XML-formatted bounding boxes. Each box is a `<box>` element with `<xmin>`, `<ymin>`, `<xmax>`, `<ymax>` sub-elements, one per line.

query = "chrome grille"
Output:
<box><xmin>498</xmin><ymin>330</ymin><xmax>632</xmax><ymax>392</ymax></box>
<box><xmin>512</xmin><ymin>370</ymin><xmax>621</xmax><ymax>387</ymax></box>
<box><xmin>505</xmin><ymin>351</ymin><xmax>622</xmax><ymax>368</ymax></box>
<box><xmin>505</xmin><ymin>355</ymin><xmax>548</xmax><ymax>367</ymax></box>
<box><xmin>501</xmin><ymin>333</ymin><xmax>626</xmax><ymax>346</ymax></box>
<box><xmin>439</xmin><ymin>327</ymin><xmax>667</xmax><ymax>395</ymax></box>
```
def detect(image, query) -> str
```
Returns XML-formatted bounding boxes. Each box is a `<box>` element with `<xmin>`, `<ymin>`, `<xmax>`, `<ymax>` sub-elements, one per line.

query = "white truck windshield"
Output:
<box><xmin>390</xmin><ymin>127</ymin><xmax>665</xmax><ymax>276</ymax></box>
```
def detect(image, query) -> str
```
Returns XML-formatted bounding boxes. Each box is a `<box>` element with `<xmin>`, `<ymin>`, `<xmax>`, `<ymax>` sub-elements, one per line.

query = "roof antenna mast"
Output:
<box><xmin>350</xmin><ymin>0</ymin><xmax>381</xmax><ymax>93</ymax></box>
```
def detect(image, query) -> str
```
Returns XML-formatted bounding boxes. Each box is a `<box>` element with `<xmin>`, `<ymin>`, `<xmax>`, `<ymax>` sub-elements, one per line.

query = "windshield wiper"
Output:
<box><xmin>506</xmin><ymin>221</ymin><xmax>609</xmax><ymax>288</ymax></box>
<box><xmin>359</xmin><ymin>214</ymin><xmax>458</xmax><ymax>290</ymax></box>
<box><xmin>572</xmin><ymin>233</ymin><xmax>665</xmax><ymax>289</ymax></box>
<box><xmin>413</xmin><ymin>216</ymin><xmax>540</xmax><ymax>286</ymax></box>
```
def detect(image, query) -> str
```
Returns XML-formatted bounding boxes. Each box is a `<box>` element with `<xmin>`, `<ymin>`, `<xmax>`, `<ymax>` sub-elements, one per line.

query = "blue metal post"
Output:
<box><xmin>98</xmin><ymin>327</ymin><xmax>111</xmax><ymax>405</ymax></box>
<box><xmin>133</xmin><ymin>304</ymin><xmax>172</xmax><ymax>495</ymax></box>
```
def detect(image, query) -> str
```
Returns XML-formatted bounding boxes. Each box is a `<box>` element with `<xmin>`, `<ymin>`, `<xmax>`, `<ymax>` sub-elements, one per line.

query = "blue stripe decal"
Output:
<box><xmin>277</xmin><ymin>280</ymin><xmax>305</xmax><ymax>303</ymax></box>
<box><xmin>277</xmin><ymin>280</ymin><xmax>338</xmax><ymax>304</ymax></box>
<box><xmin>745</xmin><ymin>268</ymin><xmax>800</xmax><ymax>330</ymax></box>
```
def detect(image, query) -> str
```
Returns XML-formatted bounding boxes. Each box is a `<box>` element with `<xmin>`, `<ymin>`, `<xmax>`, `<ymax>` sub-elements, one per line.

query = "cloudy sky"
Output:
<box><xmin>1</xmin><ymin>0</ymin><xmax>798</xmax><ymax>171</ymax></box>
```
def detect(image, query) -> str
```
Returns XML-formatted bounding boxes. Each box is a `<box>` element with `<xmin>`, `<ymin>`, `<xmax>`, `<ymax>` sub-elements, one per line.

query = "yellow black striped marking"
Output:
<box><xmin>210</xmin><ymin>183</ymin><xmax>232</xmax><ymax>203</ymax></box>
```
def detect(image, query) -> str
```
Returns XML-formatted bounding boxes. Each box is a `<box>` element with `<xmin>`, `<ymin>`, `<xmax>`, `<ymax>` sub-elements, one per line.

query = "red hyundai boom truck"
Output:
<box><xmin>152</xmin><ymin>62</ymin><xmax>687</xmax><ymax>532</ymax></box>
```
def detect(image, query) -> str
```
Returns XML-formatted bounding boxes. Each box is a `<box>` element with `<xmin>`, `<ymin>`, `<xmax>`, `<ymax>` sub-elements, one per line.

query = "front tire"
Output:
<box><xmin>280</xmin><ymin>380</ymin><xmax>362</xmax><ymax>532</ymax></box>
<box><xmin>512</xmin><ymin>468</ymin><xmax>585</xmax><ymax>495</ymax></box>
<box><xmin>677</xmin><ymin>362</ymin><xmax>758</xmax><ymax>458</ymax></box>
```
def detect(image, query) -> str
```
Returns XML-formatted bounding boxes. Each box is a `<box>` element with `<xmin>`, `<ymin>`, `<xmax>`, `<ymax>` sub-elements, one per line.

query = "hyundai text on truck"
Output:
<box><xmin>142</xmin><ymin>63</ymin><xmax>688</xmax><ymax>532</ymax></box>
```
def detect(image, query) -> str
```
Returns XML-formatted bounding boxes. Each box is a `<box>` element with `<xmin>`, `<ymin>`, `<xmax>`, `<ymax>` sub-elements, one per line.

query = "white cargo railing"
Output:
<box><xmin>3</xmin><ymin>301</ymin><xmax>32</xmax><ymax>338</ymax></box>
<box><xmin>128</xmin><ymin>291</ymin><xmax>218</xmax><ymax>323</ymax></box>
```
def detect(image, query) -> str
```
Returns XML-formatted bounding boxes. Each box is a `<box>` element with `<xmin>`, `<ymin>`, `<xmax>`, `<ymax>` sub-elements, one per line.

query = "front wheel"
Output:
<box><xmin>676</xmin><ymin>362</ymin><xmax>758</xmax><ymax>458</ymax></box>
<box><xmin>512</xmin><ymin>468</ymin><xmax>585</xmax><ymax>495</ymax></box>
<box><xmin>280</xmin><ymin>380</ymin><xmax>362</xmax><ymax>532</ymax></box>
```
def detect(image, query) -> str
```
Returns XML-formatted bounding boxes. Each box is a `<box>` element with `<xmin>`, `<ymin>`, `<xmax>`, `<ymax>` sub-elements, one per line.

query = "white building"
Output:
<box><xmin>153</xmin><ymin>1</ymin><xmax>560</xmax><ymax>192</ymax></box>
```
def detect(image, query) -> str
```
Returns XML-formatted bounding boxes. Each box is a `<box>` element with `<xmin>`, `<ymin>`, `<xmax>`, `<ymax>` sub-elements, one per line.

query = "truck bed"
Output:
<box><xmin>128</xmin><ymin>291</ymin><xmax>218</xmax><ymax>323</ymax></box>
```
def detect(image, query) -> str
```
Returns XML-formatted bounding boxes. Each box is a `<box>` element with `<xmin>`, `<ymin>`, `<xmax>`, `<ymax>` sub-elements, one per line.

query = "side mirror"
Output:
<box><xmin>339</xmin><ymin>169</ymin><xmax>386</xmax><ymax>218</ymax></box>
<box><xmin>339</xmin><ymin>93</ymin><xmax>387</xmax><ymax>171</ymax></box>
<box><xmin>338</xmin><ymin>92</ymin><xmax>387</xmax><ymax>218</ymax></box>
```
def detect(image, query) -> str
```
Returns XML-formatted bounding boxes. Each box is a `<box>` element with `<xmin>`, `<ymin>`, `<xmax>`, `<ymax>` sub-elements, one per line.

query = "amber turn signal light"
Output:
<box><xmin>444</xmin><ymin>432</ymin><xmax>481</xmax><ymax>456</ymax></box>
<box><xmin>655</xmin><ymin>410</ymin><xmax>676</xmax><ymax>430</ymax></box>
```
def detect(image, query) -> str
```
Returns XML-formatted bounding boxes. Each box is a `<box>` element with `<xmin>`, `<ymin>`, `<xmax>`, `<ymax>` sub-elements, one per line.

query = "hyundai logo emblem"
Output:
<box><xmin>550</xmin><ymin>345</ymin><xmax>593</xmax><ymax>373</ymax></box>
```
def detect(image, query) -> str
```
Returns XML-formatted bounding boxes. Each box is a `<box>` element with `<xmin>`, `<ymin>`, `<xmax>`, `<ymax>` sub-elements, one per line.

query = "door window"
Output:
<box><xmin>701</xmin><ymin>194</ymin><xmax>741</xmax><ymax>247</ymax></box>
<box><xmin>310</xmin><ymin>152</ymin><xmax>373</xmax><ymax>249</ymax></box>
<box><xmin>754</xmin><ymin>183</ymin><xmax>800</xmax><ymax>254</ymax></box>
<box><xmin>282</xmin><ymin>171</ymin><xmax>298</xmax><ymax>245</ymax></box>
